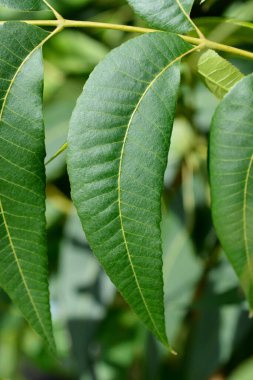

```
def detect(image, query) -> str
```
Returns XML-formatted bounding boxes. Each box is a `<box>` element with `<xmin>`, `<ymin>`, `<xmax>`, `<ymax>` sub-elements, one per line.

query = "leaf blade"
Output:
<box><xmin>210</xmin><ymin>74</ymin><xmax>253</xmax><ymax>309</ymax></box>
<box><xmin>0</xmin><ymin>0</ymin><xmax>46</xmax><ymax>10</ymax></box>
<box><xmin>198</xmin><ymin>49</ymin><xmax>244</xmax><ymax>99</ymax></box>
<box><xmin>0</xmin><ymin>22</ymin><xmax>55</xmax><ymax>350</ymax></box>
<box><xmin>67</xmin><ymin>32</ymin><xmax>193</xmax><ymax>347</ymax></box>
<box><xmin>126</xmin><ymin>0</ymin><xmax>194</xmax><ymax>33</ymax></box>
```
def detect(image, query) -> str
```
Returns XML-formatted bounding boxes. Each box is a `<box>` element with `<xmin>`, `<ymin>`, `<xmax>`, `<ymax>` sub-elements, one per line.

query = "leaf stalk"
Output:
<box><xmin>0</xmin><ymin>19</ymin><xmax>252</xmax><ymax>60</ymax></box>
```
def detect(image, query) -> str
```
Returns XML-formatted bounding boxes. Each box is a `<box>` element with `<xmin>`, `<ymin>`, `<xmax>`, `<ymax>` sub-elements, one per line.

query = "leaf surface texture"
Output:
<box><xmin>210</xmin><ymin>74</ymin><xmax>253</xmax><ymax>309</ymax></box>
<box><xmin>67</xmin><ymin>32</ymin><xmax>193</xmax><ymax>347</ymax></box>
<box><xmin>126</xmin><ymin>0</ymin><xmax>194</xmax><ymax>33</ymax></box>
<box><xmin>198</xmin><ymin>49</ymin><xmax>244</xmax><ymax>99</ymax></box>
<box><xmin>0</xmin><ymin>0</ymin><xmax>46</xmax><ymax>10</ymax></box>
<box><xmin>0</xmin><ymin>22</ymin><xmax>55</xmax><ymax>350</ymax></box>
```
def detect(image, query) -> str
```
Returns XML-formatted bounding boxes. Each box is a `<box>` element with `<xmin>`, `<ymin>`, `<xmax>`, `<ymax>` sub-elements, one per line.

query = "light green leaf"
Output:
<box><xmin>198</xmin><ymin>49</ymin><xmax>244</xmax><ymax>99</ymax></box>
<box><xmin>126</xmin><ymin>0</ymin><xmax>194</xmax><ymax>33</ymax></box>
<box><xmin>0</xmin><ymin>0</ymin><xmax>46</xmax><ymax>10</ymax></box>
<box><xmin>229</xmin><ymin>359</ymin><xmax>253</xmax><ymax>380</ymax></box>
<box><xmin>67</xmin><ymin>32</ymin><xmax>193</xmax><ymax>349</ymax></box>
<box><xmin>226</xmin><ymin>19</ymin><xmax>253</xmax><ymax>30</ymax></box>
<box><xmin>0</xmin><ymin>22</ymin><xmax>55</xmax><ymax>350</ymax></box>
<box><xmin>210</xmin><ymin>74</ymin><xmax>253</xmax><ymax>311</ymax></box>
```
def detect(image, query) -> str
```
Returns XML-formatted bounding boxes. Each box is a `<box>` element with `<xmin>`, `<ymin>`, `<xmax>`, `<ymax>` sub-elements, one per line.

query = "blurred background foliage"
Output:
<box><xmin>1</xmin><ymin>0</ymin><xmax>253</xmax><ymax>379</ymax></box>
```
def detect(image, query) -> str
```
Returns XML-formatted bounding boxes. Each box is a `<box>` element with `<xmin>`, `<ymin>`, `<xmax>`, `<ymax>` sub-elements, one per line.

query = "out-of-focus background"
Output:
<box><xmin>1</xmin><ymin>0</ymin><xmax>253</xmax><ymax>379</ymax></box>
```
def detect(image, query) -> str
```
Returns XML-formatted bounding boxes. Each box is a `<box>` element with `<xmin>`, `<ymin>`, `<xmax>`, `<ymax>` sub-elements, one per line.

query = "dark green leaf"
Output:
<box><xmin>67</xmin><ymin>32</ymin><xmax>193</xmax><ymax>349</ymax></box>
<box><xmin>210</xmin><ymin>74</ymin><xmax>253</xmax><ymax>311</ymax></box>
<box><xmin>0</xmin><ymin>22</ymin><xmax>55</xmax><ymax>350</ymax></box>
<box><xmin>126</xmin><ymin>0</ymin><xmax>194</xmax><ymax>33</ymax></box>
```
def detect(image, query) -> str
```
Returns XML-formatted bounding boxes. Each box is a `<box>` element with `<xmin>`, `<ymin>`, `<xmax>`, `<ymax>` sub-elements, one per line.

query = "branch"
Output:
<box><xmin>0</xmin><ymin>19</ymin><xmax>252</xmax><ymax>60</ymax></box>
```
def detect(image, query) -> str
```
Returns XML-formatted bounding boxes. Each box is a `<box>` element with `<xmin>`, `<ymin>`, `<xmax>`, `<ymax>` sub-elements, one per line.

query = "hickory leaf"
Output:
<box><xmin>210</xmin><ymin>74</ymin><xmax>253</xmax><ymax>310</ymax></box>
<box><xmin>0</xmin><ymin>22</ymin><xmax>55</xmax><ymax>351</ymax></box>
<box><xmin>67</xmin><ymin>32</ymin><xmax>193</xmax><ymax>349</ymax></box>
<box><xmin>126</xmin><ymin>0</ymin><xmax>195</xmax><ymax>33</ymax></box>
<box><xmin>198</xmin><ymin>49</ymin><xmax>244</xmax><ymax>99</ymax></box>
<box><xmin>0</xmin><ymin>0</ymin><xmax>46</xmax><ymax>10</ymax></box>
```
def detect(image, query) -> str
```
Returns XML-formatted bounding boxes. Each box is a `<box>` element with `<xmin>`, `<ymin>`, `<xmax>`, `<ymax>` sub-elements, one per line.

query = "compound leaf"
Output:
<box><xmin>0</xmin><ymin>22</ymin><xmax>55</xmax><ymax>350</ymax></box>
<box><xmin>198</xmin><ymin>49</ymin><xmax>244</xmax><ymax>99</ymax></box>
<box><xmin>0</xmin><ymin>0</ymin><xmax>46</xmax><ymax>10</ymax></box>
<box><xmin>67</xmin><ymin>32</ymin><xmax>193</xmax><ymax>349</ymax></box>
<box><xmin>210</xmin><ymin>74</ymin><xmax>253</xmax><ymax>310</ymax></box>
<box><xmin>126</xmin><ymin>0</ymin><xmax>195</xmax><ymax>33</ymax></box>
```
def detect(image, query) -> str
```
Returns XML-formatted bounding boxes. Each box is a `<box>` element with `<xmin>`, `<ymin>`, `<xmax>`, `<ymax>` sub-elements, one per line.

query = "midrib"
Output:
<box><xmin>0</xmin><ymin>199</ymin><xmax>51</xmax><ymax>344</ymax></box>
<box><xmin>117</xmin><ymin>44</ymin><xmax>199</xmax><ymax>345</ymax></box>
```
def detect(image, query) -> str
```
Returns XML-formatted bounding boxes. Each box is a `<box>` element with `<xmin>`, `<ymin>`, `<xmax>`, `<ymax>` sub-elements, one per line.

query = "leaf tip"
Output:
<box><xmin>171</xmin><ymin>348</ymin><xmax>178</xmax><ymax>356</ymax></box>
<box><xmin>164</xmin><ymin>341</ymin><xmax>177</xmax><ymax>356</ymax></box>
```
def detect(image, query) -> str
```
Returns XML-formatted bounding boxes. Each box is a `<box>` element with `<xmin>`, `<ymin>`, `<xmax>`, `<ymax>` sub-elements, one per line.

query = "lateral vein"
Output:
<box><xmin>0</xmin><ymin>24</ymin><xmax>62</xmax><ymax>346</ymax></box>
<box><xmin>117</xmin><ymin>44</ymin><xmax>200</xmax><ymax>344</ymax></box>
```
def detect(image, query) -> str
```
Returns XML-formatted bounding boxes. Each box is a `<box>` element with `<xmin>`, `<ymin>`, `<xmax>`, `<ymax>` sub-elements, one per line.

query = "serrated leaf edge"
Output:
<box><xmin>0</xmin><ymin>199</ymin><xmax>52</xmax><ymax>343</ymax></box>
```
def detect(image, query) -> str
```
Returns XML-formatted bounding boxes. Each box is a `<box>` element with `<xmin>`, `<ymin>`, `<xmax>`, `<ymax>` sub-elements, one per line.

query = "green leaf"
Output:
<box><xmin>0</xmin><ymin>22</ymin><xmax>55</xmax><ymax>350</ymax></box>
<box><xmin>210</xmin><ymin>74</ymin><xmax>253</xmax><ymax>311</ymax></box>
<box><xmin>226</xmin><ymin>19</ymin><xmax>253</xmax><ymax>30</ymax></box>
<box><xmin>229</xmin><ymin>359</ymin><xmax>253</xmax><ymax>380</ymax></box>
<box><xmin>126</xmin><ymin>0</ymin><xmax>194</xmax><ymax>33</ymax></box>
<box><xmin>67</xmin><ymin>32</ymin><xmax>193</xmax><ymax>349</ymax></box>
<box><xmin>198</xmin><ymin>49</ymin><xmax>244</xmax><ymax>99</ymax></box>
<box><xmin>0</xmin><ymin>0</ymin><xmax>46</xmax><ymax>10</ymax></box>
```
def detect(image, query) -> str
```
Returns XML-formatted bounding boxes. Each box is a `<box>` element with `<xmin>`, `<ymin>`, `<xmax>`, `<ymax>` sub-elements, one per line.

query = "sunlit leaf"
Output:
<box><xmin>198</xmin><ymin>49</ymin><xmax>244</xmax><ymax>99</ymax></box>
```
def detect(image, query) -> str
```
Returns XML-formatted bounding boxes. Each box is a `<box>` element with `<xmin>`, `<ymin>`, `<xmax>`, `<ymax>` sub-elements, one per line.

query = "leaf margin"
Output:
<box><xmin>67</xmin><ymin>31</ymin><xmax>198</xmax><ymax>350</ymax></box>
